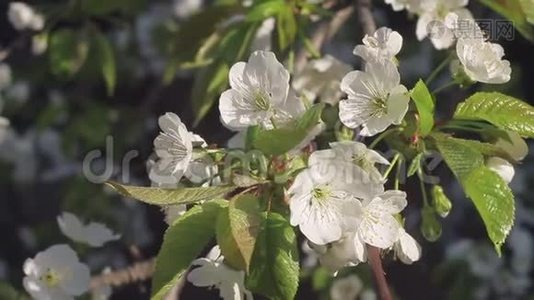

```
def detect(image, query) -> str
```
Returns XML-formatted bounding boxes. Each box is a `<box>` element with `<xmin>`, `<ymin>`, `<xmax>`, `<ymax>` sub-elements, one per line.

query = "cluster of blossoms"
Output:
<box><xmin>384</xmin><ymin>0</ymin><xmax>511</xmax><ymax>84</ymax></box>
<box><xmin>23</xmin><ymin>213</ymin><xmax>119</xmax><ymax>300</ymax></box>
<box><xmin>145</xmin><ymin>27</ymin><xmax>424</xmax><ymax>297</ymax></box>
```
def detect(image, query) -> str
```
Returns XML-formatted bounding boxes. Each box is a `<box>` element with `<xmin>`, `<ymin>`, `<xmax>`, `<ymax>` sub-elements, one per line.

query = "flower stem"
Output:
<box><xmin>417</xmin><ymin>169</ymin><xmax>429</xmax><ymax>206</ymax></box>
<box><xmin>432</xmin><ymin>81</ymin><xmax>456</xmax><ymax>94</ymax></box>
<box><xmin>367</xmin><ymin>245</ymin><xmax>393</xmax><ymax>300</ymax></box>
<box><xmin>369</xmin><ymin>128</ymin><xmax>398</xmax><ymax>149</ymax></box>
<box><xmin>425</xmin><ymin>54</ymin><xmax>453</xmax><ymax>85</ymax></box>
<box><xmin>382</xmin><ymin>153</ymin><xmax>400</xmax><ymax>179</ymax></box>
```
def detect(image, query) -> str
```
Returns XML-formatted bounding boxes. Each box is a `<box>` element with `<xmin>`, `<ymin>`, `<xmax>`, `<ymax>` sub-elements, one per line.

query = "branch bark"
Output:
<box><xmin>295</xmin><ymin>5</ymin><xmax>354</xmax><ymax>72</ymax></box>
<box><xmin>90</xmin><ymin>258</ymin><xmax>156</xmax><ymax>290</ymax></box>
<box><xmin>367</xmin><ymin>245</ymin><xmax>393</xmax><ymax>300</ymax></box>
<box><xmin>356</xmin><ymin>0</ymin><xmax>377</xmax><ymax>36</ymax></box>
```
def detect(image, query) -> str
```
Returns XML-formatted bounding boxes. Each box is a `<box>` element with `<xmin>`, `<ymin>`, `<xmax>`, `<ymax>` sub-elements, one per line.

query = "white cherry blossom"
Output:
<box><xmin>494</xmin><ymin>132</ymin><xmax>528</xmax><ymax>161</ymax></box>
<box><xmin>353</xmin><ymin>27</ymin><xmax>403</xmax><ymax>62</ymax></box>
<box><xmin>8</xmin><ymin>2</ymin><xmax>45</xmax><ymax>31</ymax></box>
<box><xmin>292</xmin><ymin>55</ymin><xmax>352</xmax><ymax>105</ymax></box>
<box><xmin>416</xmin><ymin>0</ymin><xmax>472</xmax><ymax>49</ymax></box>
<box><xmin>57</xmin><ymin>212</ymin><xmax>120</xmax><ymax>247</ymax></box>
<box><xmin>187</xmin><ymin>246</ymin><xmax>253</xmax><ymax>300</ymax></box>
<box><xmin>329</xmin><ymin>141</ymin><xmax>390</xmax><ymax>182</ymax></box>
<box><xmin>149</xmin><ymin>113</ymin><xmax>206</xmax><ymax>185</ymax></box>
<box><xmin>393</xmin><ymin>227</ymin><xmax>421</xmax><ymax>264</ymax></box>
<box><xmin>219</xmin><ymin>51</ymin><xmax>304</xmax><ymax>130</ymax></box>
<box><xmin>455</xmin><ymin>38</ymin><xmax>511</xmax><ymax>84</ymax></box>
<box><xmin>288</xmin><ymin>153</ymin><xmax>383</xmax><ymax>245</ymax></box>
<box><xmin>487</xmin><ymin>157</ymin><xmax>515</xmax><ymax>183</ymax></box>
<box><xmin>23</xmin><ymin>244</ymin><xmax>90</xmax><ymax>300</ymax></box>
<box><xmin>314</xmin><ymin>232</ymin><xmax>367</xmax><ymax>273</ymax></box>
<box><xmin>330</xmin><ymin>275</ymin><xmax>364</xmax><ymax>300</ymax></box>
<box><xmin>357</xmin><ymin>190</ymin><xmax>407</xmax><ymax>249</ymax></box>
<box><xmin>339</xmin><ymin>60</ymin><xmax>409</xmax><ymax>136</ymax></box>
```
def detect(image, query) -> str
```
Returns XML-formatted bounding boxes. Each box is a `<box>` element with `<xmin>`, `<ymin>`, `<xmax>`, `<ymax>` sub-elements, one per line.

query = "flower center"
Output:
<box><xmin>312</xmin><ymin>186</ymin><xmax>331</xmax><ymax>203</ymax></box>
<box><xmin>253</xmin><ymin>91</ymin><xmax>271</xmax><ymax>111</ymax></box>
<box><xmin>41</xmin><ymin>268</ymin><xmax>61</xmax><ymax>287</ymax></box>
<box><xmin>371</xmin><ymin>96</ymin><xmax>388</xmax><ymax>117</ymax></box>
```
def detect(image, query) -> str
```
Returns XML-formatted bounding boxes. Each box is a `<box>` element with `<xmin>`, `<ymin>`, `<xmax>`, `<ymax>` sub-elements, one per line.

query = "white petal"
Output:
<box><xmin>359</xmin><ymin>214</ymin><xmax>401</xmax><ymax>249</ymax></box>
<box><xmin>243</xmin><ymin>50</ymin><xmax>289</xmax><ymax>106</ymax></box>
<box><xmin>396</xmin><ymin>228</ymin><xmax>421</xmax><ymax>264</ymax></box>
<box><xmin>487</xmin><ymin>157</ymin><xmax>515</xmax><ymax>183</ymax></box>
<box><xmin>386</xmin><ymin>85</ymin><xmax>409</xmax><ymax>124</ymax></box>
<box><xmin>60</xmin><ymin>262</ymin><xmax>90</xmax><ymax>296</ymax></box>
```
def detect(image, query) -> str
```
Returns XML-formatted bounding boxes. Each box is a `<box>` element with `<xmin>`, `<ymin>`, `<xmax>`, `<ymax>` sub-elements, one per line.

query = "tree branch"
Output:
<box><xmin>89</xmin><ymin>258</ymin><xmax>156</xmax><ymax>290</ymax></box>
<box><xmin>356</xmin><ymin>0</ymin><xmax>377</xmax><ymax>35</ymax></box>
<box><xmin>295</xmin><ymin>4</ymin><xmax>354</xmax><ymax>72</ymax></box>
<box><xmin>367</xmin><ymin>245</ymin><xmax>393</xmax><ymax>300</ymax></box>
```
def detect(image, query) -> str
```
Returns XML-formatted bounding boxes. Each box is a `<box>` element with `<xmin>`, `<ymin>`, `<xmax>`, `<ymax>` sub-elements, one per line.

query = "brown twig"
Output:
<box><xmin>367</xmin><ymin>246</ymin><xmax>393</xmax><ymax>300</ymax></box>
<box><xmin>89</xmin><ymin>258</ymin><xmax>156</xmax><ymax>290</ymax></box>
<box><xmin>356</xmin><ymin>0</ymin><xmax>377</xmax><ymax>36</ymax></box>
<box><xmin>295</xmin><ymin>4</ymin><xmax>354</xmax><ymax>72</ymax></box>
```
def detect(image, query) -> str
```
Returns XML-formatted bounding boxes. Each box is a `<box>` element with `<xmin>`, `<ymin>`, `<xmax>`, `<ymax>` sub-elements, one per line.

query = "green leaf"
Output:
<box><xmin>432</xmin><ymin>134</ymin><xmax>515</xmax><ymax>253</ymax></box>
<box><xmin>251</xmin><ymin>103</ymin><xmax>324</xmax><ymax>156</ymax></box>
<box><xmin>216</xmin><ymin>194</ymin><xmax>262</xmax><ymax>271</ymax></box>
<box><xmin>276</xmin><ymin>6</ymin><xmax>297</xmax><ymax>51</ymax></box>
<box><xmin>432</xmin><ymin>134</ymin><xmax>484</xmax><ymax>180</ymax></box>
<box><xmin>520</xmin><ymin>0</ymin><xmax>534</xmax><ymax>24</ymax></box>
<box><xmin>151</xmin><ymin>200</ymin><xmax>227</xmax><ymax>299</ymax></box>
<box><xmin>49</xmin><ymin>29</ymin><xmax>90</xmax><ymax>78</ymax></box>
<box><xmin>463</xmin><ymin>166</ymin><xmax>515</xmax><ymax>255</ymax></box>
<box><xmin>410</xmin><ymin>79</ymin><xmax>435</xmax><ymax>136</ymax></box>
<box><xmin>246</xmin><ymin>0</ymin><xmax>286</xmax><ymax>21</ymax></box>
<box><xmin>454</xmin><ymin>92</ymin><xmax>534</xmax><ymax>137</ymax></box>
<box><xmin>0</xmin><ymin>281</ymin><xmax>29</xmax><ymax>300</ymax></box>
<box><xmin>192</xmin><ymin>61</ymin><xmax>230</xmax><ymax>125</ymax></box>
<box><xmin>246</xmin><ymin>212</ymin><xmax>299</xmax><ymax>300</ymax></box>
<box><xmin>105</xmin><ymin>181</ymin><xmax>235</xmax><ymax>206</ymax></box>
<box><xmin>93</xmin><ymin>32</ymin><xmax>116</xmax><ymax>96</ymax></box>
<box><xmin>477</xmin><ymin>0</ymin><xmax>534</xmax><ymax>42</ymax></box>
<box><xmin>219</xmin><ymin>22</ymin><xmax>260</xmax><ymax>64</ymax></box>
<box><xmin>432</xmin><ymin>133</ymin><xmax>511</xmax><ymax>159</ymax></box>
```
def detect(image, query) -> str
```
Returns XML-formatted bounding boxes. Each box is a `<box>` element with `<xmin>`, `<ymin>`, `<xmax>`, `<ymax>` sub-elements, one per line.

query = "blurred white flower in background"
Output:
<box><xmin>173</xmin><ymin>0</ymin><xmax>203</xmax><ymax>19</ymax></box>
<box><xmin>293</xmin><ymin>55</ymin><xmax>352</xmax><ymax>105</ymax></box>
<box><xmin>0</xmin><ymin>117</ymin><xmax>9</xmax><ymax>144</ymax></box>
<box><xmin>8</xmin><ymin>2</ymin><xmax>45</xmax><ymax>31</ymax></box>
<box><xmin>486</xmin><ymin>157</ymin><xmax>515</xmax><ymax>183</ymax></box>
<box><xmin>339</xmin><ymin>60</ymin><xmax>409</xmax><ymax>136</ymax></box>
<box><xmin>57</xmin><ymin>212</ymin><xmax>121</xmax><ymax>247</ymax></box>
<box><xmin>250</xmin><ymin>18</ymin><xmax>275</xmax><ymax>51</ymax></box>
<box><xmin>23</xmin><ymin>244</ymin><xmax>90</xmax><ymax>300</ymax></box>
<box><xmin>415</xmin><ymin>0</ymin><xmax>472</xmax><ymax>49</ymax></box>
<box><xmin>0</xmin><ymin>63</ymin><xmax>12</xmax><ymax>90</ymax></box>
<box><xmin>330</xmin><ymin>275</ymin><xmax>363</xmax><ymax>300</ymax></box>
<box><xmin>187</xmin><ymin>246</ymin><xmax>253</xmax><ymax>300</ymax></box>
